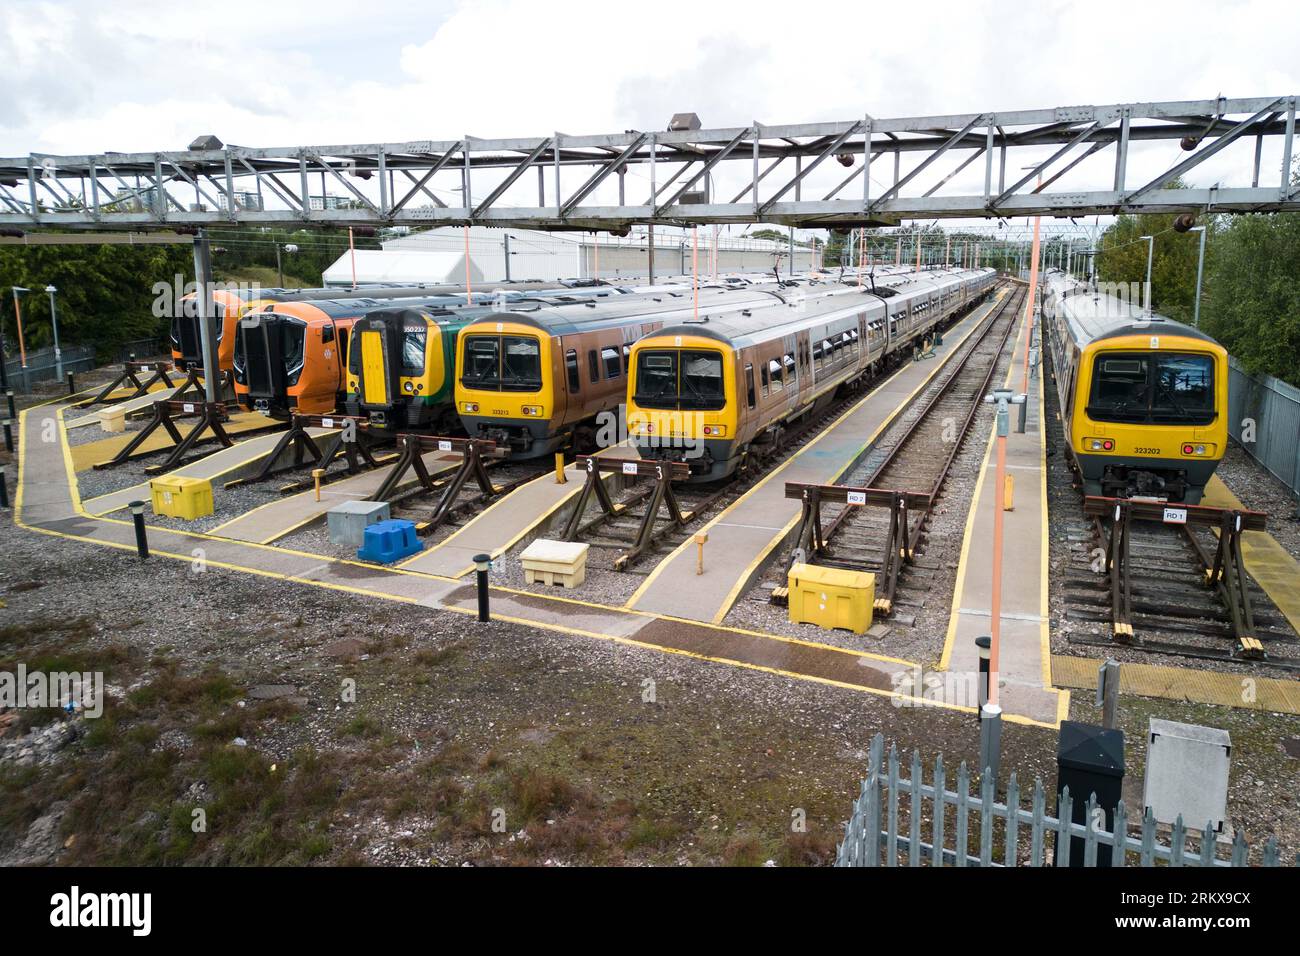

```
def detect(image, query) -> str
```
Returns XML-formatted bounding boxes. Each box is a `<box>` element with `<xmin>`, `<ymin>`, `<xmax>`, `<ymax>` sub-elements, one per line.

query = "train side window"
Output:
<box><xmin>622</xmin><ymin>343</ymin><xmax>632</xmax><ymax>375</ymax></box>
<box><xmin>745</xmin><ymin>364</ymin><xmax>755</xmax><ymax>409</ymax></box>
<box><xmin>602</xmin><ymin>346</ymin><xmax>621</xmax><ymax>379</ymax></box>
<box><xmin>588</xmin><ymin>349</ymin><xmax>600</xmax><ymax>382</ymax></box>
<box><xmin>322</xmin><ymin>326</ymin><xmax>334</xmax><ymax>344</ymax></box>
<box><xmin>760</xmin><ymin>361</ymin><xmax>770</xmax><ymax>397</ymax></box>
<box><xmin>565</xmin><ymin>349</ymin><xmax>580</xmax><ymax>392</ymax></box>
<box><xmin>783</xmin><ymin>353</ymin><xmax>796</xmax><ymax>385</ymax></box>
<box><xmin>769</xmin><ymin>358</ymin><xmax>784</xmax><ymax>392</ymax></box>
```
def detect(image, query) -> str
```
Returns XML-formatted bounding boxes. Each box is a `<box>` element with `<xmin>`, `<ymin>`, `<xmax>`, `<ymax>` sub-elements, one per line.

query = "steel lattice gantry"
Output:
<box><xmin>1</xmin><ymin>96</ymin><xmax>1297</xmax><ymax>231</ymax></box>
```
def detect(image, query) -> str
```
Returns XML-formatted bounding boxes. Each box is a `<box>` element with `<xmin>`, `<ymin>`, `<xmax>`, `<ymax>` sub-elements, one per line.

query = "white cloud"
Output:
<box><xmin>1</xmin><ymin>0</ymin><xmax>1296</xmax><ymax>219</ymax></box>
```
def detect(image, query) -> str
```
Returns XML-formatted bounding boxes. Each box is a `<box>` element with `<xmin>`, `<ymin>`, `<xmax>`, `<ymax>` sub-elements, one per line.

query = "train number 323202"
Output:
<box><xmin>1133</xmin><ymin>446</ymin><xmax>1161</xmax><ymax>456</ymax></box>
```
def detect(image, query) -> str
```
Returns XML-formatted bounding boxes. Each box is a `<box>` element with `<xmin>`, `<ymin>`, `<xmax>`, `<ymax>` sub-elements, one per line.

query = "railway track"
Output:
<box><xmin>1041</xmin><ymin>320</ymin><xmax>1300</xmax><ymax>670</ymax></box>
<box><xmin>766</xmin><ymin>283</ymin><xmax>1026</xmax><ymax>617</ymax></box>
<box><xmin>565</xmin><ymin>290</ymin><xmax>1006</xmax><ymax>572</ymax></box>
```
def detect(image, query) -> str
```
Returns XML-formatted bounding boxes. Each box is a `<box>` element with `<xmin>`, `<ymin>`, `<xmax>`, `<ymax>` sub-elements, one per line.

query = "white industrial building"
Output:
<box><xmin>322</xmin><ymin>225</ymin><xmax>820</xmax><ymax>286</ymax></box>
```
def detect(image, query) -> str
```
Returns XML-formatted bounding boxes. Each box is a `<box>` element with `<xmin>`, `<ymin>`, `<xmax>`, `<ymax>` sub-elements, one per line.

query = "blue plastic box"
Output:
<box><xmin>356</xmin><ymin>518</ymin><xmax>423</xmax><ymax>563</ymax></box>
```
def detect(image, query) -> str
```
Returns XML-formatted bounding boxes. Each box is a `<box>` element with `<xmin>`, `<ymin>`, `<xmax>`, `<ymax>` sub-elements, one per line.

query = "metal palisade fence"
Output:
<box><xmin>3</xmin><ymin>344</ymin><xmax>96</xmax><ymax>391</ymax></box>
<box><xmin>1227</xmin><ymin>357</ymin><xmax>1300</xmax><ymax>497</ymax></box>
<box><xmin>836</xmin><ymin>734</ymin><xmax>1295</xmax><ymax>868</ymax></box>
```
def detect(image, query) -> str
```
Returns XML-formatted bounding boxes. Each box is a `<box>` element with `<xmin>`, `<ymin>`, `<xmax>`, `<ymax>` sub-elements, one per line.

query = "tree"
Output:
<box><xmin>1095</xmin><ymin>178</ymin><xmax>1209</xmax><ymax>324</ymax></box>
<box><xmin>1201</xmin><ymin>211</ymin><xmax>1300</xmax><ymax>384</ymax></box>
<box><xmin>0</xmin><ymin>240</ymin><xmax>193</xmax><ymax>362</ymax></box>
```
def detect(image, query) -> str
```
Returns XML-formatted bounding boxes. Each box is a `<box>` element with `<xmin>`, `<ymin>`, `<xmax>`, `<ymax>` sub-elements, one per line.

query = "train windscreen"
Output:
<box><xmin>634</xmin><ymin>349</ymin><xmax>725</xmax><ymax>410</ymax></box>
<box><xmin>1086</xmin><ymin>351</ymin><xmax>1215</xmax><ymax>425</ymax></box>
<box><xmin>460</xmin><ymin>334</ymin><xmax>542</xmax><ymax>391</ymax></box>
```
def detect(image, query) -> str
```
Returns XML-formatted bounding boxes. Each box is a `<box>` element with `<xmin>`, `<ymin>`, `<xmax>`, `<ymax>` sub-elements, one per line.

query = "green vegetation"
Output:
<box><xmin>1094</xmin><ymin>170</ymin><xmax>1300</xmax><ymax>386</ymax></box>
<box><xmin>1200</xmin><ymin>212</ymin><xmax>1300</xmax><ymax>384</ymax></box>
<box><xmin>0</xmin><ymin>226</ymin><xmax>381</xmax><ymax>364</ymax></box>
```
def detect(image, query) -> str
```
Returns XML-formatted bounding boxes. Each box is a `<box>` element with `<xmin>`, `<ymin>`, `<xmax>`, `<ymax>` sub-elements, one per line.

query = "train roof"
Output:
<box><xmin>1043</xmin><ymin>269</ymin><xmax>1220</xmax><ymax>349</ymax></box>
<box><xmin>460</xmin><ymin>285</ymin><xmax>821</xmax><ymax>337</ymax></box>
<box><xmin>642</xmin><ymin>268</ymin><xmax>995</xmax><ymax>348</ymax></box>
<box><xmin>249</xmin><ymin>293</ymin><xmax>495</xmax><ymax>322</ymax></box>
<box><xmin>352</xmin><ymin>304</ymin><xmax>501</xmax><ymax>328</ymax></box>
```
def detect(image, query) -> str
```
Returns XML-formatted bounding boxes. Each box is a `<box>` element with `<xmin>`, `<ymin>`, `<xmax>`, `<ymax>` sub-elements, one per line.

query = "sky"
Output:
<box><xmin>1</xmin><ymin>0</ymin><xmax>1296</xmax><ymax>221</ymax></box>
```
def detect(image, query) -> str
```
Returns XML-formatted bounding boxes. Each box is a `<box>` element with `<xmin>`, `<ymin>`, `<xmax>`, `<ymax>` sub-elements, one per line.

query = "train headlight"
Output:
<box><xmin>1087</xmin><ymin>438</ymin><xmax>1113</xmax><ymax>452</ymax></box>
<box><xmin>521</xmin><ymin>405</ymin><xmax>542</xmax><ymax>416</ymax></box>
<box><xmin>462</xmin><ymin>402</ymin><xmax>479</xmax><ymax>413</ymax></box>
<box><xmin>701</xmin><ymin>425</ymin><xmax>727</xmax><ymax>437</ymax></box>
<box><xmin>1182</xmin><ymin>443</ymin><xmax>1209</xmax><ymax>456</ymax></box>
<box><xmin>403</xmin><ymin>381</ymin><xmax>414</xmax><ymax>393</ymax></box>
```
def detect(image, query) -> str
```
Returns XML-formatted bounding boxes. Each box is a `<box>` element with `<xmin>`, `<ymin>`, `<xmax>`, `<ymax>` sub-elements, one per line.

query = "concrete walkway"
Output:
<box><xmin>15</xmin><ymin>396</ymin><xmax>1021</xmax><ymax>724</ymax></box>
<box><xmin>65</xmin><ymin>385</ymin><xmax>183</xmax><ymax>429</ymax></box>
<box><xmin>208</xmin><ymin>449</ymin><xmax>458</xmax><ymax>544</ymax></box>
<box><xmin>939</xmin><ymin>310</ymin><xmax>1068</xmax><ymax>726</ymax></box>
<box><xmin>81</xmin><ymin>423</ymin><xmax>335</xmax><ymax>516</ymax></box>
<box><xmin>398</xmin><ymin>444</ymin><xmax>637</xmax><ymax>579</ymax></box>
<box><xmin>1201</xmin><ymin>475</ymin><xmax>1300</xmax><ymax>637</ymax></box>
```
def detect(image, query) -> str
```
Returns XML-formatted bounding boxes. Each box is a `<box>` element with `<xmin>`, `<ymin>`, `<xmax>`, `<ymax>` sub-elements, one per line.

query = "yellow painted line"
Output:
<box><xmin>70</xmin><ymin>413</ymin><xmax>282</xmax><ymax>473</ymax></box>
<box><xmin>629</xmin><ymin>289</ymin><xmax>1006</xmax><ymax>618</ymax></box>
<box><xmin>490</xmin><ymin>582</ymin><xmax>916</xmax><ymax>667</ymax></box>
<box><xmin>1200</xmin><ymin>474</ymin><xmax>1300</xmax><ymax>637</ymax></box>
<box><xmin>1051</xmin><ymin>654</ymin><xmax>1300</xmax><ymax>713</ymax></box>
<box><xmin>397</xmin><ymin>444</ymin><xmax>634</xmax><ymax>577</ymax></box>
<box><xmin>936</xmin><ymin>298</ymin><xmax>1069</xmax><ymax>718</ymax></box>
<box><xmin>54</xmin><ymin>415</ymin><xmax>455</xmax><ymax>583</ymax></box>
<box><xmin>17</xmin><ymin>396</ymin><xmax>1066</xmax><ymax>727</ymax></box>
<box><xmin>436</xmin><ymin>602</ymin><xmax>1056</xmax><ymax>726</ymax></box>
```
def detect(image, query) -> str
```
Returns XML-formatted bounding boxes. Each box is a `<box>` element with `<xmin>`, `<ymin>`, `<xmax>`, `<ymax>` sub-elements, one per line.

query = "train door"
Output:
<box><xmin>795</xmin><ymin>331</ymin><xmax>812</xmax><ymax>406</ymax></box>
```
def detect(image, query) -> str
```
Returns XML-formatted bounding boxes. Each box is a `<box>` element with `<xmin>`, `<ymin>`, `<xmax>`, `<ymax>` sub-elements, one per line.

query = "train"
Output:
<box><xmin>449</xmin><ymin>276</ymin><xmax>905</xmax><ymax>460</ymax></box>
<box><xmin>1041</xmin><ymin>268</ymin><xmax>1228</xmax><ymax>504</ymax></box>
<box><xmin>454</xmin><ymin>267</ymin><xmax>993</xmax><ymax>468</ymax></box>
<box><xmin>231</xmin><ymin>284</ymin><xmax>633</xmax><ymax>423</ymax></box>
<box><xmin>625</xmin><ymin>267</ymin><xmax>998</xmax><ymax>480</ymax></box>
<box><xmin>169</xmin><ymin>284</ymin><xmax>507</xmax><ymax>378</ymax></box>
<box><xmin>232</xmin><ymin>293</ymin><xmax>494</xmax><ymax>419</ymax></box>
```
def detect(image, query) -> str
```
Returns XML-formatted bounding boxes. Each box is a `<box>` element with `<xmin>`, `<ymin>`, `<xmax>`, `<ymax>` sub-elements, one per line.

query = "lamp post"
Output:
<box><xmin>45</xmin><ymin>285</ymin><xmax>62</xmax><ymax>380</ymax></box>
<box><xmin>1188</xmin><ymin>226</ymin><xmax>1207</xmax><ymax>328</ymax></box>
<box><xmin>1139</xmin><ymin>235</ymin><xmax>1154</xmax><ymax>313</ymax></box>
<box><xmin>275</xmin><ymin>242</ymin><xmax>299</xmax><ymax>288</ymax></box>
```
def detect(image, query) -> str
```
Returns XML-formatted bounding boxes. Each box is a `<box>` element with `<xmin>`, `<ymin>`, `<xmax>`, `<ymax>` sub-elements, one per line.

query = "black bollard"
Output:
<box><xmin>473</xmin><ymin>552</ymin><xmax>491</xmax><ymax>622</ymax></box>
<box><xmin>129</xmin><ymin>499</ymin><xmax>149</xmax><ymax>559</ymax></box>
<box><xmin>66</xmin><ymin>371</ymin><xmax>75</xmax><ymax>395</ymax></box>
<box><xmin>0</xmin><ymin>463</ymin><xmax>8</xmax><ymax>509</ymax></box>
<box><xmin>5</xmin><ymin>389</ymin><xmax>14</xmax><ymax>421</ymax></box>
<box><xmin>2</xmin><ymin>419</ymin><xmax>12</xmax><ymax>454</ymax></box>
<box><xmin>975</xmin><ymin>635</ymin><xmax>992</xmax><ymax>721</ymax></box>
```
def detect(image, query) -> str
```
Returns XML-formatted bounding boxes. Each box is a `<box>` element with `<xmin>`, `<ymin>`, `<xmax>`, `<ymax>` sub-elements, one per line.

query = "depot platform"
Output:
<box><xmin>65</xmin><ymin>383</ymin><xmax>185</xmax><ymax>429</ymax></box>
<box><xmin>397</xmin><ymin>444</ymin><xmax>637</xmax><ymax>578</ymax></box>
<box><xmin>938</xmin><ymin>310</ymin><xmax>1068</xmax><ymax>726</ymax></box>
<box><xmin>628</xmin><ymin>289</ymin><xmax>1007</xmax><ymax>626</ymax></box>
<box><xmin>1200</xmin><ymin>475</ymin><xmax>1300</xmax><ymax>637</ymax></box>
<box><xmin>79</xmin><ymin>418</ymin><xmax>337</xmax><ymax>516</ymax></box>
<box><xmin>208</xmin><ymin>447</ymin><xmax>459</xmax><ymax>544</ymax></box>
<box><xmin>14</xmin><ymin>399</ymin><xmax>952</xmax><ymax>713</ymax></box>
